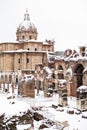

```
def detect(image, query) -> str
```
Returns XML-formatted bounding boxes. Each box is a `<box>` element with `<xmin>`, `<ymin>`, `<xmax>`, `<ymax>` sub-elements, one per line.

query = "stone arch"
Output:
<box><xmin>73</xmin><ymin>63</ymin><xmax>84</xmax><ymax>88</ymax></box>
<box><xmin>58</xmin><ymin>65</ymin><xmax>64</xmax><ymax>79</ymax></box>
<box><xmin>67</xmin><ymin>63</ymin><xmax>84</xmax><ymax>97</ymax></box>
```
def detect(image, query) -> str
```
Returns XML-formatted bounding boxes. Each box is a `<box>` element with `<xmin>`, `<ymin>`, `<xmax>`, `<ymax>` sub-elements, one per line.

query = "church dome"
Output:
<box><xmin>19</xmin><ymin>20</ymin><xmax>36</xmax><ymax>32</ymax></box>
<box><xmin>17</xmin><ymin>9</ymin><xmax>37</xmax><ymax>33</ymax></box>
<box><xmin>16</xmin><ymin>9</ymin><xmax>38</xmax><ymax>41</ymax></box>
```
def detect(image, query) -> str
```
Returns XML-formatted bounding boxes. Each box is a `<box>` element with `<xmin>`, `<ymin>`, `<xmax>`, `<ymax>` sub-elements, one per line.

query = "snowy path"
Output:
<box><xmin>16</xmin><ymin>93</ymin><xmax>87</xmax><ymax>130</ymax></box>
<box><xmin>0</xmin><ymin>90</ymin><xmax>87</xmax><ymax>130</ymax></box>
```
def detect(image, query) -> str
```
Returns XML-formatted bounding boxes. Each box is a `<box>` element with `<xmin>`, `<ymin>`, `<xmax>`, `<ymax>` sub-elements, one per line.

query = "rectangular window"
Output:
<box><xmin>27</xmin><ymin>58</ymin><xmax>29</xmax><ymax>63</ymax></box>
<box><xmin>22</xmin><ymin>36</ymin><xmax>25</xmax><ymax>39</ymax></box>
<box><xmin>5</xmin><ymin>75</ymin><xmax>7</xmax><ymax>82</ymax></box>
<box><xmin>1</xmin><ymin>75</ymin><xmax>3</xmax><ymax>81</ymax></box>
<box><xmin>18</xmin><ymin>58</ymin><xmax>21</xmax><ymax>63</ymax></box>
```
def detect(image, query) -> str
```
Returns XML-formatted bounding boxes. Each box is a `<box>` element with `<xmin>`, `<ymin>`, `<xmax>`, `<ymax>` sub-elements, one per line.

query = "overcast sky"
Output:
<box><xmin>0</xmin><ymin>0</ymin><xmax>87</xmax><ymax>51</ymax></box>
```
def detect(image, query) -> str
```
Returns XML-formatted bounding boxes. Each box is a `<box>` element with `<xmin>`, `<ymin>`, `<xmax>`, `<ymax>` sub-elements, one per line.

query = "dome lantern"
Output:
<box><xmin>24</xmin><ymin>9</ymin><xmax>30</xmax><ymax>21</ymax></box>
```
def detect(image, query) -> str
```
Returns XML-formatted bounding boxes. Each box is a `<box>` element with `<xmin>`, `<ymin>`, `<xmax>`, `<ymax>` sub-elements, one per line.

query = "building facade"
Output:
<box><xmin>0</xmin><ymin>9</ymin><xmax>54</xmax><ymax>88</ymax></box>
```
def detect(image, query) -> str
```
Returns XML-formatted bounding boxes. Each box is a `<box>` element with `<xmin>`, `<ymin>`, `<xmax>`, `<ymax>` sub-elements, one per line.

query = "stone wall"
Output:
<box><xmin>19</xmin><ymin>78</ymin><xmax>35</xmax><ymax>97</ymax></box>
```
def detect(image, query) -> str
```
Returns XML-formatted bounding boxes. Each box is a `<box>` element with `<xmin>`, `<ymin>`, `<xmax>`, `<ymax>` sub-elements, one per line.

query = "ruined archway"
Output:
<box><xmin>68</xmin><ymin>64</ymin><xmax>84</xmax><ymax>97</ymax></box>
<box><xmin>74</xmin><ymin>64</ymin><xmax>84</xmax><ymax>88</ymax></box>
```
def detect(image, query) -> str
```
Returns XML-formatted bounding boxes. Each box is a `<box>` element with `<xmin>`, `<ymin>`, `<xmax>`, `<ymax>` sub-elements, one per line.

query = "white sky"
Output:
<box><xmin>0</xmin><ymin>0</ymin><xmax>87</xmax><ymax>51</ymax></box>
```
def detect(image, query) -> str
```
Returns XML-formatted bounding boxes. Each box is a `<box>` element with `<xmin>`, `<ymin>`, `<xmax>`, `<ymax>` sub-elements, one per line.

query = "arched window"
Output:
<box><xmin>29</xmin><ymin>35</ymin><xmax>32</xmax><ymax>39</ymax></box>
<box><xmin>35</xmin><ymin>48</ymin><xmax>37</xmax><ymax>51</ymax></box>
<box><xmin>74</xmin><ymin>64</ymin><xmax>84</xmax><ymax>88</ymax></box>
<box><xmin>58</xmin><ymin>65</ymin><xmax>63</xmax><ymax>70</ymax></box>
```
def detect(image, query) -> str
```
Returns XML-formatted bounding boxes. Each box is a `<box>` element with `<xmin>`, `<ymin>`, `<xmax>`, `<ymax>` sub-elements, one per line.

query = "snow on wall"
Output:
<box><xmin>83</xmin><ymin>67</ymin><xmax>87</xmax><ymax>73</ymax></box>
<box><xmin>66</xmin><ymin>67</ymin><xmax>72</xmax><ymax>79</ymax></box>
<box><xmin>43</xmin><ymin>66</ymin><xmax>52</xmax><ymax>79</ymax></box>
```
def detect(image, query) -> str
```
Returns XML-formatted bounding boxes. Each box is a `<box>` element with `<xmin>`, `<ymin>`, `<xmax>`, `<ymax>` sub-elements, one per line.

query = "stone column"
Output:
<box><xmin>3</xmin><ymin>73</ymin><xmax>5</xmax><ymax>91</ymax></box>
<box><xmin>40</xmin><ymin>78</ymin><xmax>43</xmax><ymax>90</ymax></box>
<box><xmin>54</xmin><ymin>70</ymin><xmax>58</xmax><ymax>91</ymax></box>
<box><xmin>44</xmin><ymin>78</ymin><xmax>48</xmax><ymax>97</ymax></box>
<box><xmin>12</xmin><ymin>73</ymin><xmax>14</xmax><ymax>94</ymax></box>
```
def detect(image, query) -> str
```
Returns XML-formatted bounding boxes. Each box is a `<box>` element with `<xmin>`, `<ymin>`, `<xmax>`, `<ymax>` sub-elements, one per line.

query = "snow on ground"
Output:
<box><xmin>0</xmin><ymin>88</ymin><xmax>87</xmax><ymax>130</ymax></box>
<box><xmin>46</xmin><ymin>107</ymin><xmax>87</xmax><ymax>130</ymax></box>
<box><xmin>16</xmin><ymin>124</ymin><xmax>31</xmax><ymax>130</ymax></box>
<box><xmin>16</xmin><ymin>91</ymin><xmax>87</xmax><ymax>130</ymax></box>
<box><xmin>0</xmin><ymin>93</ymin><xmax>31</xmax><ymax>118</ymax></box>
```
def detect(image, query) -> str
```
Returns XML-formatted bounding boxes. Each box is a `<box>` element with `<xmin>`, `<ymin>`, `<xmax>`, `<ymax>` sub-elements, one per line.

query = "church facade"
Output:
<box><xmin>0</xmin><ymin>9</ymin><xmax>54</xmax><ymax>86</ymax></box>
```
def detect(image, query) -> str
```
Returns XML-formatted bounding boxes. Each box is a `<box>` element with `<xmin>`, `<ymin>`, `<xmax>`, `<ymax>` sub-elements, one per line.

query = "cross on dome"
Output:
<box><xmin>24</xmin><ymin>8</ymin><xmax>30</xmax><ymax>21</ymax></box>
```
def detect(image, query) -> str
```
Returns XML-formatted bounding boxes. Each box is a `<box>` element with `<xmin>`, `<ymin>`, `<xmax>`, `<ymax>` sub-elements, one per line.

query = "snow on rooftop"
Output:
<box><xmin>43</xmin><ymin>66</ymin><xmax>52</xmax><ymax>75</ymax></box>
<box><xmin>16</xmin><ymin>49</ymin><xmax>28</xmax><ymax>52</ymax></box>
<box><xmin>77</xmin><ymin>85</ymin><xmax>87</xmax><ymax>92</ymax></box>
<box><xmin>21</xmin><ymin>74</ymin><xmax>34</xmax><ymax>82</ymax></box>
<box><xmin>18</xmin><ymin>39</ymin><xmax>43</xmax><ymax>43</ymax></box>
<box><xmin>65</xmin><ymin>54</ymin><xmax>87</xmax><ymax>62</ymax></box>
<box><xmin>57</xmin><ymin>48</ymin><xmax>87</xmax><ymax>62</ymax></box>
<box><xmin>46</xmin><ymin>52</ymin><xmax>55</xmax><ymax>63</ymax></box>
<box><xmin>43</xmin><ymin>41</ymin><xmax>49</xmax><ymax>45</ymax></box>
<box><xmin>0</xmin><ymin>38</ymin><xmax>43</xmax><ymax>44</ymax></box>
<box><xmin>66</xmin><ymin>67</ymin><xmax>72</xmax><ymax>79</ymax></box>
